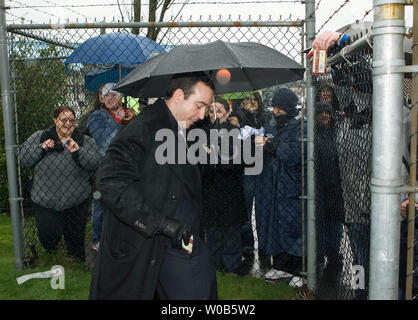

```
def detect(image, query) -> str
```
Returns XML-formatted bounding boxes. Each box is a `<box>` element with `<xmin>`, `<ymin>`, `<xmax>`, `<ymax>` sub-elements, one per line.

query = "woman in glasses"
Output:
<box><xmin>20</xmin><ymin>106</ymin><xmax>101</xmax><ymax>261</ymax></box>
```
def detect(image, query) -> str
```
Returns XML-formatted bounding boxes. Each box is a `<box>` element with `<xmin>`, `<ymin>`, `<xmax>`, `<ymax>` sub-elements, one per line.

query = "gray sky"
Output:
<box><xmin>5</xmin><ymin>0</ymin><xmax>414</xmax><ymax>31</ymax></box>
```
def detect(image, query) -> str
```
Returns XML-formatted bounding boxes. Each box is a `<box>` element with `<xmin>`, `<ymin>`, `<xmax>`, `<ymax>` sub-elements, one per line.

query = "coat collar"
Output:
<box><xmin>151</xmin><ymin>99</ymin><xmax>200</xmax><ymax>188</ymax></box>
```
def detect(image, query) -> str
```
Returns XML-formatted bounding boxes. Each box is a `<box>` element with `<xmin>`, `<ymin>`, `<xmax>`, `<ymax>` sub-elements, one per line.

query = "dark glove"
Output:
<box><xmin>263</xmin><ymin>137</ymin><xmax>279</xmax><ymax>154</ymax></box>
<box><xmin>159</xmin><ymin>217</ymin><xmax>192</xmax><ymax>249</ymax></box>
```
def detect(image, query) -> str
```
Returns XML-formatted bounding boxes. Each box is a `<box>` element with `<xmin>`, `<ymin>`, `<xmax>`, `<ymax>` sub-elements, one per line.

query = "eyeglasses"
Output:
<box><xmin>104</xmin><ymin>92</ymin><xmax>121</xmax><ymax>98</ymax></box>
<box><xmin>210</xmin><ymin>107</ymin><xmax>225</xmax><ymax>113</ymax></box>
<box><xmin>58</xmin><ymin>118</ymin><xmax>76</xmax><ymax>124</ymax></box>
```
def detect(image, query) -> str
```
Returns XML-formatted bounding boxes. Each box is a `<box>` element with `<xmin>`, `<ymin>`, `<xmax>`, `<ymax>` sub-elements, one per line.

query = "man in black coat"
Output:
<box><xmin>89</xmin><ymin>72</ymin><xmax>218</xmax><ymax>300</ymax></box>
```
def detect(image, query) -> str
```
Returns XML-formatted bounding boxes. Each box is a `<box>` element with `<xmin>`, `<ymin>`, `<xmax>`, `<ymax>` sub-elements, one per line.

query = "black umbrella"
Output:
<box><xmin>114</xmin><ymin>40</ymin><xmax>305</xmax><ymax>98</ymax></box>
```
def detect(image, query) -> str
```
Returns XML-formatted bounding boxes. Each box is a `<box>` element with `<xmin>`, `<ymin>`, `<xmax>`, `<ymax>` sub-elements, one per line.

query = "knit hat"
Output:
<box><xmin>271</xmin><ymin>88</ymin><xmax>299</xmax><ymax>114</ymax></box>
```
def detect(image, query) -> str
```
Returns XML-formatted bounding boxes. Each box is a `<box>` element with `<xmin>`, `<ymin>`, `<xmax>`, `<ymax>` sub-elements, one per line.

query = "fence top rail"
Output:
<box><xmin>6</xmin><ymin>20</ymin><xmax>303</xmax><ymax>31</ymax></box>
<box><xmin>327</xmin><ymin>32</ymin><xmax>373</xmax><ymax>65</ymax></box>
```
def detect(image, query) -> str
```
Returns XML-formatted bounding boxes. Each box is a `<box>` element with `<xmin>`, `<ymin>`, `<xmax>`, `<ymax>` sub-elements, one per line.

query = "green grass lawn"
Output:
<box><xmin>0</xmin><ymin>213</ymin><xmax>300</xmax><ymax>300</ymax></box>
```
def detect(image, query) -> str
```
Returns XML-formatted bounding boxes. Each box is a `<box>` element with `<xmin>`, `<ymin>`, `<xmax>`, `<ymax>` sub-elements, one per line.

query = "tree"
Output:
<box><xmin>130</xmin><ymin>0</ymin><xmax>175</xmax><ymax>41</ymax></box>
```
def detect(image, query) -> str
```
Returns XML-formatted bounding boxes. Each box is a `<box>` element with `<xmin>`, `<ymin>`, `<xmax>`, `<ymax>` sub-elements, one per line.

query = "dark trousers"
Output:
<box><xmin>207</xmin><ymin>225</ymin><xmax>242</xmax><ymax>273</ymax></box>
<box><xmin>33</xmin><ymin>199</ymin><xmax>89</xmax><ymax>261</ymax></box>
<box><xmin>156</xmin><ymin>236</ymin><xmax>218</xmax><ymax>300</ymax></box>
<box><xmin>317</xmin><ymin>212</ymin><xmax>344</xmax><ymax>271</ymax></box>
<box><xmin>241</xmin><ymin>174</ymin><xmax>256</xmax><ymax>249</ymax></box>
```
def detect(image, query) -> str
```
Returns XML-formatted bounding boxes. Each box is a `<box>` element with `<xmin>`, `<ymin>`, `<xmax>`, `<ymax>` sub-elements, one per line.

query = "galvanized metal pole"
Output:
<box><xmin>369</xmin><ymin>0</ymin><xmax>406</xmax><ymax>299</ymax></box>
<box><xmin>305</xmin><ymin>0</ymin><xmax>316</xmax><ymax>292</ymax></box>
<box><xmin>0</xmin><ymin>0</ymin><xmax>24</xmax><ymax>271</ymax></box>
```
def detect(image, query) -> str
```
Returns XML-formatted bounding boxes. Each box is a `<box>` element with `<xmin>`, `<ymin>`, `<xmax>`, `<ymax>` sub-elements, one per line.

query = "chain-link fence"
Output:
<box><xmin>5</xmin><ymin>17</ymin><xmax>309</xmax><ymax>289</ymax></box>
<box><xmin>3</xmin><ymin>11</ymin><xmax>416</xmax><ymax>301</ymax></box>
<box><xmin>313</xmin><ymin>33</ymin><xmax>417</xmax><ymax>300</ymax></box>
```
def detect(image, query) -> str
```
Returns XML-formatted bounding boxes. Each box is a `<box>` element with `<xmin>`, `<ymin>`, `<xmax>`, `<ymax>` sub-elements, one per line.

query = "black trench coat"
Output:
<box><xmin>89</xmin><ymin>99</ymin><xmax>203</xmax><ymax>300</ymax></box>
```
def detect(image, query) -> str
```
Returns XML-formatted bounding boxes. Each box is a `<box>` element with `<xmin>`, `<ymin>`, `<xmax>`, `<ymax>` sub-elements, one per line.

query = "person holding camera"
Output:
<box><xmin>19</xmin><ymin>106</ymin><xmax>101</xmax><ymax>261</ymax></box>
<box><xmin>201</xmin><ymin>97</ymin><xmax>246</xmax><ymax>276</ymax></box>
<box><xmin>254</xmin><ymin>88</ymin><xmax>307</xmax><ymax>286</ymax></box>
<box><xmin>87</xmin><ymin>83</ymin><xmax>136</xmax><ymax>251</ymax></box>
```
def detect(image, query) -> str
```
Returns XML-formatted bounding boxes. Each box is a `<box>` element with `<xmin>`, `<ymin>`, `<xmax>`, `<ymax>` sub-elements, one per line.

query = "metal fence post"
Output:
<box><xmin>369</xmin><ymin>0</ymin><xmax>406</xmax><ymax>299</ymax></box>
<box><xmin>0</xmin><ymin>0</ymin><xmax>24</xmax><ymax>271</ymax></box>
<box><xmin>305</xmin><ymin>0</ymin><xmax>316</xmax><ymax>292</ymax></box>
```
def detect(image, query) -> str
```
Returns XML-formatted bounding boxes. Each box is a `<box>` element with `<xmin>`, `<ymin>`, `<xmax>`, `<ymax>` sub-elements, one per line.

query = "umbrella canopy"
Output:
<box><xmin>114</xmin><ymin>40</ymin><xmax>305</xmax><ymax>98</ymax></box>
<box><xmin>84</xmin><ymin>64</ymin><xmax>136</xmax><ymax>92</ymax></box>
<box><xmin>64</xmin><ymin>32</ymin><xmax>166</xmax><ymax>65</ymax></box>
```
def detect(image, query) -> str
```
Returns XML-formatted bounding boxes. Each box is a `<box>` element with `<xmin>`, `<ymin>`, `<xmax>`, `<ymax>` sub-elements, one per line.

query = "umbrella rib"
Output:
<box><xmin>241</xmin><ymin>67</ymin><xmax>257</xmax><ymax>92</ymax></box>
<box><xmin>221</xmin><ymin>41</ymin><xmax>244</xmax><ymax>69</ymax></box>
<box><xmin>148</xmin><ymin>49</ymin><xmax>172</xmax><ymax>78</ymax></box>
<box><xmin>220</xmin><ymin>41</ymin><xmax>257</xmax><ymax>91</ymax></box>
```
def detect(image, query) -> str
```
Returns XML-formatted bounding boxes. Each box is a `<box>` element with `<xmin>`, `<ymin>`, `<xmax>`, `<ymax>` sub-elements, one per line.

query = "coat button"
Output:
<box><xmin>171</xmin><ymin>194</ymin><xmax>177</xmax><ymax>201</ymax></box>
<box><xmin>134</xmin><ymin>220</ymin><xmax>146</xmax><ymax>229</ymax></box>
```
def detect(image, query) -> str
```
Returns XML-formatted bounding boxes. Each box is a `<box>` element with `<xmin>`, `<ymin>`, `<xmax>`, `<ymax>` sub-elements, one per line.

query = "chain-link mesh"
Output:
<box><xmin>314</xmin><ymin>39</ymin><xmax>417</xmax><ymax>300</ymax></box>
<box><xmin>5</xmin><ymin>17</ymin><xmax>308</xmax><ymax>289</ymax></box>
<box><xmin>314</xmin><ymin>45</ymin><xmax>373</xmax><ymax>300</ymax></box>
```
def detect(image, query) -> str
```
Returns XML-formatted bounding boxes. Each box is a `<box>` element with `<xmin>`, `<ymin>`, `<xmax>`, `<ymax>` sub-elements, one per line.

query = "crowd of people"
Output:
<box><xmin>311</xmin><ymin>30</ymin><xmax>417</xmax><ymax>300</ymax></box>
<box><xmin>20</xmin><ymin>83</ymin><xmax>137</xmax><ymax>261</ymax></box>
<box><xmin>198</xmin><ymin>89</ymin><xmax>307</xmax><ymax>287</ymax></box>
<box><xmin>17</xmin><ymin>30</ymin><xmax>417</xmax><ymax>300</ymax></box>
<box><xmin>19</xmin><ymin>75</ymin><xmax>309</xmax><ymax>297</ymax></box>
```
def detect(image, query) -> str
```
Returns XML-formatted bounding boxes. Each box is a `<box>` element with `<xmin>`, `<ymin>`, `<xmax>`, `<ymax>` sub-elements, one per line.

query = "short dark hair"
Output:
<box><xmin>251</xmin><ymin>91</ymin><xmax>263</xmax><ymax>112</ymax></box>
<box><xmin>214</xmin><ymin>96</ymin><xmax>230</xmax><ymax>113</ymax></box>
<box><xmin>93</xmin><ymin>84</ymin><xmax>106</xmax><ymax>109</ymax></box>
<box><xmin>165</xmin><ymin>72</ymin><xmax>215</xmax><ymax>99</ymax></box>
<box><xmin>53</xmin><ymin>106</ymin><xmax>76</xmax><ymax>119</ymax></box>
